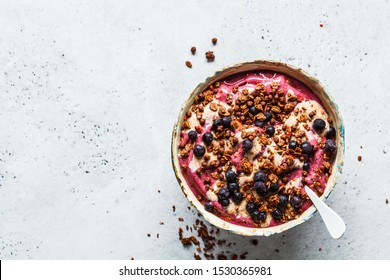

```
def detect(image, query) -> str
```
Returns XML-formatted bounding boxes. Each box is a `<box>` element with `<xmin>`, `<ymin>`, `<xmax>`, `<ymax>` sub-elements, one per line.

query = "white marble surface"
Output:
<box><xmin>0</xmin><ymin>0</ymin><xmax>389</xmax><ymax>260</ymax></box>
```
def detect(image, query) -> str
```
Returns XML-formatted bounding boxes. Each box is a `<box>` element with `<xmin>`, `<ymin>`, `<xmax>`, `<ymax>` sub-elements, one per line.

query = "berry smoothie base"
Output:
<box><xmin>177</xmin><ymin>70</ymin><xmax>337</xmax><ymax>228</ymax></box>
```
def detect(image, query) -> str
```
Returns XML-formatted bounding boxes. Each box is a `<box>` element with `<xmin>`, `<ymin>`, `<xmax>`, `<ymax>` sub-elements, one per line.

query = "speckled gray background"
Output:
<box><xmin>0</xmin><ymin>0</ymin><xmax>389</xmax><ymax>260</ymax></box>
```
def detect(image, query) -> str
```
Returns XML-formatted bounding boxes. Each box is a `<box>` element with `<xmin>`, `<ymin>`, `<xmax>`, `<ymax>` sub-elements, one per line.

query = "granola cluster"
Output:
<box><xmin>177</xmin><ymin>71</ymin><xmax>337</xmax><ymax>228</ymax></box>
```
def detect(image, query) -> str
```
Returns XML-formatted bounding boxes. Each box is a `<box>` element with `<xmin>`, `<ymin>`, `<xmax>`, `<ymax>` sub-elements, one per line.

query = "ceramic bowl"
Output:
<box><xmin>171</xmin><ymin>60</ymin><xmax>345</xmax><ymax>236</ymax></box>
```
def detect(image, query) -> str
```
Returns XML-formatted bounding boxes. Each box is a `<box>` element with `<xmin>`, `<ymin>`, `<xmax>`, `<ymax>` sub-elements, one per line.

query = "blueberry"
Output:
<box><xmin>212</xmin><ymin>118</ymin><xmax>222</xmax><ymax>131</ymax></box>
<box><xmin>246</xmin><ymin>202</ymin><xmax>256</xmax><ymax>213</ymax></box>
<box><xmin>217</xmin><ymin>188</ymin><xmax>230</xmax><ymax>200</ymax></box>
<box><xmin>254</xmin><ymin>120</ymin><xmax>266</xmax><ymax>128</ymax></box>
<box><xmin>290</xmin><ymin>195</ymin><xmax>303</xmax><ymax>209</ymax></box>
<box><xmin>233</xmin><ymin>192</ymin><xmax>243</xmax><ymax>203</ymax></box>
<box><xmin>193</xmin><ymin>144</ymin><xmax>206</xmax><ymax>157</ymax></box>
<box><xmin>288</xmin><ymin>140</ymin><xmax>298</xmax><ymax>150</ymax></box>
<box><xmin>313</xmin><ymin>118</ymin><xmax>326</xmax><ymax>132</ymax></box>
<box><xmin>249</xmin><ymin>106</ymin><xmax>258</xmax><ymax>115</ymax></box>
<box><xmin>202</xmin><ymin>132</ymin><xmax>213</xmax><ymax>145</ymax></box>
<box><xmin>254</xmin><ymin>181</ymin><xmax>268</xmax><ymax>196</ymax></box>
<box><xmin>251</xmin><ymin>210</ymin><xmax>267</xmax><ymax>222</ymax></box>
<box><xmin>225</xmin><ymin>169</ymin><xmax>237</xmax><ymax>183</ymax></box>
<box><xmin>271</xmin><ymin>208</ymin><xmax>283</xmax><ymax>220</ymax></box>
<box><xmin>269</xmin><ymin>181</ymin><xmax>280</xmax><ymax>192</ymax></box>
<box><xmin>326</xmin><ymin>126</ymin><xmax>336</xmax><ymax>138</ymax></box>
<box><xmin>188</xmin><ymin>130</ymin><xmax>198</xmax><ymax>141</ymax></box>
<box><xmin>221</xmin><ymin>116</ymin><xmax>232</xmax><ymax>128</ymax></box>
<box><xmin>253</xmin><ymin>171</ymin><xmax>267</xmax><ymax>182</ymax></box>
<box><xmin>264</xmin><ymin>111</ymin><xmax>272</xmax><ymax>121</ymax></box>
<box><xmin>219</xmin><ymin>198</ymin><xmax>230</xmax><ymax>207</ymax></box>
<box><xmin>228</xmin><ymin>182</ymin><xmax>239</xmax><ymax>193</ymax></box>
<box><xmin>301</xmin><ymin>142</ymin><xmax>313</xmax><ymax>154</ymax></box>
<box><xmin>325</xmin><ymin>139</ymin><xmax>337</xmax><ymax>152</ymax></box>
<box><xmin>265</xmin><ymin>126</ymin><xmax>275</xmax><ymax>136</ymax></box>
<box><xmin>242</xmin><ymin>139</ymin><xmax>253</xmax><ymax>152</ymax></box>
<box><xmin>279</xmin><ymin>194</ymin><xmax>289</xmax><ymax>208</ymax></box>
<box><xmin>303</xmin><ymin>162</ymin><xmax>310</xmax><ymax>171</ymax></box>
<box><xmin>204</xmin><ymin>202</ymin><xmax>214</xmax><ymax>212</ymax></box>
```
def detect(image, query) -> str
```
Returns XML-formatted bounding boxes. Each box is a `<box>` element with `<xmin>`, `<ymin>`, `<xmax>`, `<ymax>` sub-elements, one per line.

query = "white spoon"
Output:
<box><xmin>304</xmin><ymin>186</ymin><xmax>346</xmax><ymax>239</ymax></box>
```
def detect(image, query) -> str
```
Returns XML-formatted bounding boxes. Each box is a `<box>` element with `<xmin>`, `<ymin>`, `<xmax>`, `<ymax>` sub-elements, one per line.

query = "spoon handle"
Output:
<box><xmin>304</xmin><ymin>186</ymin><xmax>346</xmax><ymax>239</ymax></box>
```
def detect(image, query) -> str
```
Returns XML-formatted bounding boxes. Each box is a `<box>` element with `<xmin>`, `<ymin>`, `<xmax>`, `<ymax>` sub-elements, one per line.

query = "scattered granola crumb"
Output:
<box><xmin>131</xmin><ymin>257</ymin><xmax>135</xmax><ymax>260</ymax></box>
<box><xmin>212</xmin><ymin>37</ymin><xmax>217</xmax><ymax>45</ymax></box>
<box><xmin>205</xmin><ymin>51</ymin><xmax>215</xmax><ymax>61</ymax></box>
<box><xmin>240</xmin><ymin>252</ymin><xmax>248</xmax><ymax>259</ymax></box>
<box><xmin>194</xmin><ymin>253</ymin><xmax>201</xmax><ymax>260</ymax></box>
<box><xmin>358</xmin><ymin>156</ymin><xmax>362</xmax><ymax>161</ymax></box>
<box><xmin>157</xmin><ymin>233</ymin><xmax>160</xmax><ymax>238</ymax></box>
<box><xmin>159</xmin><ymin>221</ymin><xmax>164</xmax><ymax>225</ymax></box>
<box><xmin>251</xmin><ymin>239</ymin><xmax>258</xmax><ymax>246</ymax></box>
<box><xmin>360</xmin><ymin>145</ymin><xmax>363</xmax><ymax>149</ymax></box>
<box><xmin>386</xmin><ymin>198</ymin><xmax>388</xmax><ymax>204</ymax></box>
<box><xmin>178</xmin><ymin>217</ymin><xmax>184</xmax><ymax>222</ymax></box>
<box><xmin>157</xmin><ymin>190</ymin><xmax>161</xmax><ymax>193</ymax></box>
<box><xmin>319</xmin><ymin>248</ymin><xmax>322</xmax><ymax>251</ymax></box>
<box><xmin>181</xmin><ymin>238</ymin><xmax>192</xmax><ymax>246</ymax></box>
<box><xmin>172</xmin><ymin>205</ymin><xmax>176</xmax><ymax>212</ymax></box>
<box><xmin>185</xmin><ymin>61</ymin><xmax>192</xmax><ymax>68</ymax></box>
<box><xmin>191</xmin><ymin>46</ymin><xmax>196</xmax><ymax>54</ymax></box>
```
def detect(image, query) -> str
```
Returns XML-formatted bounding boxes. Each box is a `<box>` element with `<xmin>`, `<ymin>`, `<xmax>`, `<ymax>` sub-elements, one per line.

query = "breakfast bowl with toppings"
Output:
<box><xmin>171</xmin><ymin>60</ymin><xmax>344</xmax><ymax>236</ymax></box>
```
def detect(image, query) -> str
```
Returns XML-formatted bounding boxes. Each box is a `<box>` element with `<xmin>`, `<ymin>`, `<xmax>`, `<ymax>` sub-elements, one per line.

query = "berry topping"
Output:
<box><xmin>212</xmin><ymin>118</ymin><xmax>222</xmax><ymax>131</ymax></box>
<box><xmin>249</xmin><ymin>106</ymin><xmax>258</xmax><ymax>115</ymax></box>
<box><xmin>288</xmin><ymin>140</ymin><xmax>298</xmax><ymax>150</ymax></box>
<box><xmin>253</xmin><ymin>171</ymin><xmax>267</xmax><ymax>182</ymax></box>
<box><xmin>251</xmin><ymin>210</ymin><xmax>267</xmax><ymax>222</ymax></box>
<box><xmin>225</xmin><ymin>169</ymin><xmax>237</xmax><ymax>183</ymax></box>
<box><xmin>313</xmin><ymin>118</ymin><xmax>326</xmax><ymax>132</ymax></box>
<box><xmin>204</xmin><ymin>202</ymin><xmax>214</xmax><ymax>212</ymax></box>
<box><xmin>303</xmin><ymin>162</ymin><xmax>310</xmax><ymax>171</ymax></box>
<box><xmin>279</xmin><ymin>194</ymin><xmax>289</xmax><ymax>208</ymax></box>
<box><xmin>217</xmin><ymin>188</ymin><xmax>230</xmax><ymax>200</ymax></box>
<box><xmin>301</xmin><ymin>142</ymin><xmax>313</xmax><ymax>154</ymax></box>
<box><xmin>326</xmin><ymin>126</ymin><xmax>336</xmax><ymax>138</ymax></box>
<box><xmin>269</xmin><ymin>181</ymin><xmax>280</xmax><ymax>192</ymax></box>
<box><xmin>246</xmin><ymin>202</ymin><xmax>256</xmax><ymax>213</ymax></box>
<box><xmin>271</xmin><ymin>208</ymin><xmax>283</xmax><ymax>220</ymax></box>
<box><xmin>254</xmin><ymin>120</ymin><xmax>266</xmax><ymax>128</ymax></box>
<box><xmin>193</xmin><ymin>144</ymin><xmax>205</xmax><ymax>157</ymax></box>
<box><xmin>219</xmin><ymin>199</ymin><xmax>230</xmax><ymax>207</ymax></box>
<box><xmin>202</xmin><ymin>132</ymin><xmax>213</xmax><ymax>145</ymax></box>
<box><xmin>264</xmin><ymin>111</ymin><xmax>272</xmax><ymax>121</ymax></box>
<box><xmin>265</xmin><ymin>126</ymin><xmax>275</xmax><ymax>136</ymax></box>
<box><xmin>325</xmin><ymin>139</ymin><xmax>337</xmax><ymax>152</ymax></box>
<box><xmin>221</xmin><ymin>116</ymin><xmax>232</xmax><ymax>128</ymax></box>
<box><xmin>290</xmin><ymin>195</ymin><xmax>303</xmax><ymax>209</ymax></box>
<box><xmin>254</xmin><ymin>181</ymin><xmax>268</xmax><ymax>196</ymax></box>
<box><xmin>242</xmin><ymin>139</ymin><xmax>253</xmax><ymax>152</ymax></box>
<box><xmin>188</xmin><ymin>130</ymin><xmax>198</xmax><ymax>141</ymax></box>
<box><xmin>232</xmin><ymin>192</ymin><xmax>243</xmax><ymax>203</ymax></box>
<box><xmin>228</xmin><ymin>182</ymin><xmax>239</xmax><ymax>193</ymax></box>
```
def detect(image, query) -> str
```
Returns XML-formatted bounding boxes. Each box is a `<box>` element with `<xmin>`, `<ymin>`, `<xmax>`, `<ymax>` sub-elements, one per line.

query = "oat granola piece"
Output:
<box><xmin>205</xmin><ymin>51</ymin><xmax>215</xmax><ymax>61</ymax></box>
<box><xmin>191</xmin><ymin>46</ymin><xmax>196</xmax><ymax>54</ymax></box>
<box><xmin>185</xmin><ymin>61</ymin><xmax>192</xmax><ymax>68</ymax></box>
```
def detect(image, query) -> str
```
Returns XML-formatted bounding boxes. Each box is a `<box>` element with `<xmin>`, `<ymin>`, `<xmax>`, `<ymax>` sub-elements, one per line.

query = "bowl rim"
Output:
<box><xmin>171</xmin><ymin>60</ymin><xmax>345</xmax><ymax>236</ymax></box>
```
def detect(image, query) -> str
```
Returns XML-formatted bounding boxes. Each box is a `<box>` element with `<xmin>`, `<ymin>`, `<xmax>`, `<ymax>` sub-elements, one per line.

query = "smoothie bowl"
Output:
<box><xmin>171</xmin><ymin>60</ymin><xmax>344</xmax><ymax>236</ymax></box>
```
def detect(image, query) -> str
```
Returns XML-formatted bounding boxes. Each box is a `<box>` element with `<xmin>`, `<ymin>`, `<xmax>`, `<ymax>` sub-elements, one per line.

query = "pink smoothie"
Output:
<box><xmin>178</xmin><ymin>71</ymin><xmax>336</xmax><ymax>228</ymax></box>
